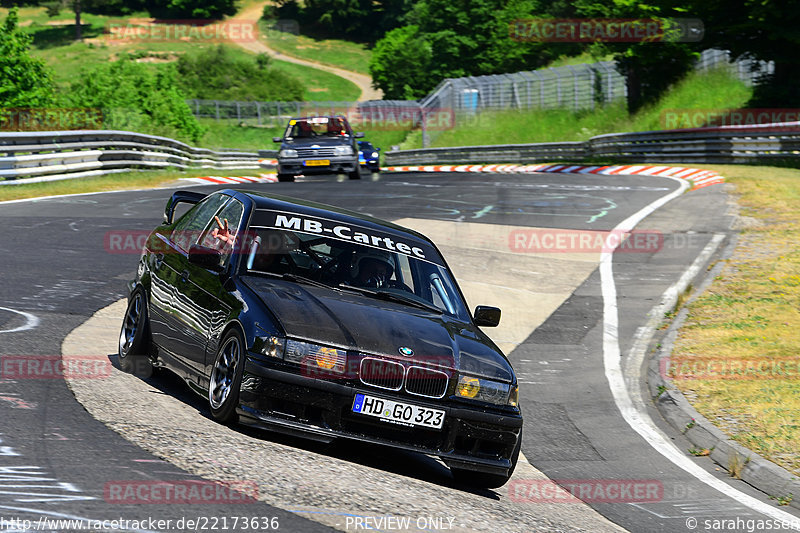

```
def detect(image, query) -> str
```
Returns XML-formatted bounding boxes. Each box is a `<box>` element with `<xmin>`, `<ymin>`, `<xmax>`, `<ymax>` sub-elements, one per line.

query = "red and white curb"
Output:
<box><xmin>181</xmin><ymin>174</ymin><xmax>278</xmax><ymax>185</ymax></box>
<box><xmin>381</xmin><ymin>163</ymin><xmax>725</xmax><ymax>191</ymax></box>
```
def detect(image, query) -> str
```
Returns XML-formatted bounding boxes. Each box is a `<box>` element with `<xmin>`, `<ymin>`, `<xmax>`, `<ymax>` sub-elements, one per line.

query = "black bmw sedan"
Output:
<box><xmin>119</xmin><ymin>189</ymin><xmax>522</xmax><ymax>488</ymax></box>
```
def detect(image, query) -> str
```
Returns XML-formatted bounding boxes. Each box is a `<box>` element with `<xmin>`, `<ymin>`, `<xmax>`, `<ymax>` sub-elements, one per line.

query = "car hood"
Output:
<box><xmin>242</xmin><ymin>276</ymin><xmax>513</xmax><ymax>382</ymax></box>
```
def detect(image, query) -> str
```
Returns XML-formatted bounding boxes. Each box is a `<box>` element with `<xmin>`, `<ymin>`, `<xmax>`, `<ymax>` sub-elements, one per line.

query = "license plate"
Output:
<box><xmin>352</xmin><ymin>393</ymin><xmax>445</xmax><ymax>429</ymax></box>
<box><xmin>304</xmin><ymin>159</ymin><xmax>330</xmax><ymax>166</ymax></box>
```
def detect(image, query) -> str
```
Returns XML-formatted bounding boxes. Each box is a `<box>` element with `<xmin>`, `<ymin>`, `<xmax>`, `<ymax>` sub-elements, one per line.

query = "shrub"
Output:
<box><xmin>176</xmin><ymin>45</ymin><xmax>305</xmax><ymax>102</ymax></box>
<box><xmin>63</xmin><ymin>59</ymin><xmax>205</xmax><ymax>143</ymax></box>
<box><xmin>0</xmin><ymin>8</ymin><xmax>56</xmax><ymax>108</ymax></box>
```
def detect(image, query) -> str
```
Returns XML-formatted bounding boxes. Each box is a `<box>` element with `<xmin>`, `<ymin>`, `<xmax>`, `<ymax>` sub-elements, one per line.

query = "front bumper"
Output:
<box><xmin>239</xmin><ymin>358</ymin><xmax>522</xmax><ymax>475</ymax></box>
<box><xmin>278</xmin><ymin>155</ymin><xmax>358</xmax><ymax>175</ymax></box>
<box><xmin>360</xmin><ymin>159</ymin><xmax>379</xmax><ymax>171</ymax></box>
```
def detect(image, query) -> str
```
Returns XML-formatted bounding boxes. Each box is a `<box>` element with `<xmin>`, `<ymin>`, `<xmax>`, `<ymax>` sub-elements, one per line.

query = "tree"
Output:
<box><xmin>0</xmin><ymin>8</ymin><xmax>56</xmax><ymax>108</ymax></box>
<box><xmin>73</xmin><ymin>0</ymin><xmax>81</xmax><ymax>40</ymax></box>
<box><xmin>0</xmin><ymin>0</ymin><xmax>39</xmax><ymax>6</ymax></box>
<box><xmin>682</xmin><ymin>0</ymin><xmax>800</xmax><ymax>106</ymax></box>
<box><xmin>274</xmin><ymin>0</ymin><xmax>412</xmax><ymax>42</ymax></box>
<box><xmin>82</xmin><ymin>0</ymin><xmax>147</xmax><ymax>15</ymax></box>
<box><xmin>144</xmin><ymin>0</ymin><xmax>237</xmax><ymax>19</ymax></box>
<box><xmin>573</xmin><ymin>0</ymin><xmax>698</xmax><ymax>112</ymax></box>
<box><xmin>369</xmin><ymin>26</ymin><xmax>432</xmax><ymax>99</ymax></box>
<box><xmin>369</xmin><ymin>0</ymin><xmax>547</xmax><ymax>98</ymax></box>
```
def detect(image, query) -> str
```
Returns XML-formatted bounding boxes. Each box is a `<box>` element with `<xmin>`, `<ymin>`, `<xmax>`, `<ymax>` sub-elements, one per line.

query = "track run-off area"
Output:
<box><xmin>1</xmin><ymin>170</ymin><xmax>799</xmax><ymax>532</ymax></box>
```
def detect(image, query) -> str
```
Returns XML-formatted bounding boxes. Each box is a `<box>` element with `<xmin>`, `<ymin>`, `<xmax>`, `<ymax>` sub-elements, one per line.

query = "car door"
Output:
<box><xmin>174</xmin><ymin>197</ymin><xmax>245</xmax><ymax>379</ymax></box>
<box><xmin>148</xmin><ymin>193</ymin><xmax>229</xmax><ymax>371</ymax></box>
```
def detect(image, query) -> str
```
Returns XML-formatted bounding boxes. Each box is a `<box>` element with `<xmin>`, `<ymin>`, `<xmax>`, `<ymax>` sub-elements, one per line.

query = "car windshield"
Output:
<box><xmin>242</xmin><ymin>224</ymin><xmax>469</xmax><ymax>320</ymax></box>
<box><xmin>285</xmin><ymin>117</ymin><xmax>351</xmax><ymax>138</ymax></box>
<box><xmin>359</xmin><ymin>142</ymin><xmax>375</xmax><ymax>151</ymax></box>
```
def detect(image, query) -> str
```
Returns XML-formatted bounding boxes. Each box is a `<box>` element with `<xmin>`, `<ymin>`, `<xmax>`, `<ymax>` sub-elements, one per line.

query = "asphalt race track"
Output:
<box><xmin>1</xmin><ymin>171</ymin><xmax>799</xmax><ymax>532</ymax></box>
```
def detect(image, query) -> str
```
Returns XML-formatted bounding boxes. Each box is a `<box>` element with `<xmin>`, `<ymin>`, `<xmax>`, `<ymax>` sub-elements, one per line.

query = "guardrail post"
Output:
<box><xmin>215</xmin><ymin>101</ymin><xmax>220</xmax><ymax>121</ymax></box>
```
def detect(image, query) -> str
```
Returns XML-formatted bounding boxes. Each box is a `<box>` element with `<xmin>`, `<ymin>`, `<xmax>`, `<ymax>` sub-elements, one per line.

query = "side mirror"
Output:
<box><xmin>474</xmin><ymin>306</ymin><xmax>501</xmax><ymax>327</ymax></box>
<box><xmin>376</xmin><ymin>147</ymin><xmax>381</xmax><ymax>151</ymax></box>
<box><xmin>272</xmin><ymin>137</ymin><xmax>283</xmax><ymax>143</ymax></box>
<box><xmin>354</xmin><ymin>132</ymin><xmax>365</xmax><ymax>138</ymax></box>
<box><xmin>188</xmin><ymin>244</ymin><xmax>224</xmax><ymax>272</ymax></box>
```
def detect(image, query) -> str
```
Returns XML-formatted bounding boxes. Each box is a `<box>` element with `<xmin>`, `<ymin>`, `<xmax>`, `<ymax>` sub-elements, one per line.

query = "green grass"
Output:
<box><xmin>197</xmin><ymin>119</ymin><xmax>283</xmax><ymax>151</ymax></box>
<box><xmin>546</xmin><ymin>51</ymin><xmax>614</xmax><ymax>68</ymax></box>
<box><xmin>259</xmin><ymin>20</ymin><xmax>372</xmax><ymax>75</ymax></box>
<box><xmin>28</xmin><ymin>36</ymin><xmax>360</xmax><ymax>102</ymax></box>
<box><xmin>669</xmin><ymin>165</ymin><xmax>800</xmax><ymax>477</ymax></box>
<box><xmin>412</xmin><ymin>68</ymin><xmax>752</xmax><ymax>149</ymax></box>
<box><xmin>12</xmin><ymin>6</ymin><xmax>359</xmax><ymax>101</ymax></box>
<box><xmin>270</xmin><ymin>60</ymin><xmax>360</xmax><ymax>101</ymax></box>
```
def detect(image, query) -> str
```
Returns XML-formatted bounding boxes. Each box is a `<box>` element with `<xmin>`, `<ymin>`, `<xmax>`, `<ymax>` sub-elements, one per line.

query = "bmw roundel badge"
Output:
<box><xmin>398</xmin><ymin>346</ymin><xmax>414</xmax><ymax>357</ymax></box>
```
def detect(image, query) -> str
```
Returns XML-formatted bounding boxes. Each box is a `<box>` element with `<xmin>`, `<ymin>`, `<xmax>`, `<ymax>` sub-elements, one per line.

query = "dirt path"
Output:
<box><xmin>232</xmin><ymin>2</ymin><xmax>383</xmax><ymax>101</ymax></box>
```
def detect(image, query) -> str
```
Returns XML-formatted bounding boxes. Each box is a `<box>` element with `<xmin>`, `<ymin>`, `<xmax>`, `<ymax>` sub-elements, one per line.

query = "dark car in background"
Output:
<box><xmin>272</xmin><ymin>116</ymin><xmax>363</xmax><ymax>182</ymax></box>
<box><xmin>357</xmin><ymin>140</ymin><xmax>381</xmax><ymax>172</ymax></box>
<box><xmin>119</xmin><ymin>189</ymin><xmax>523</xmax><ymax>488</ymax></box>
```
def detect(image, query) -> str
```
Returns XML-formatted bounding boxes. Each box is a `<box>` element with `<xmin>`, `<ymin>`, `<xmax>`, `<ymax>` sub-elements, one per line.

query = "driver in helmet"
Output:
<box><xmin>349</xmin><ymin>250</ymin><xmax>394</xmax><ymax>288</ymax></box>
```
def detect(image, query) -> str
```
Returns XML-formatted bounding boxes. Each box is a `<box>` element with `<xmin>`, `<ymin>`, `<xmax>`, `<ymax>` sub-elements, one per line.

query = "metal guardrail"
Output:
<box><xmin>386</xmin><ymin>122</ymin><xmax>800</xmax><ymax>166</ymax></box>
<box><xmin>385</xmin><ymin>142</ymin><xmax>588</xmax><ymax>166</ymax></box>
<box><xmin>0</xmin><ymin>130</ymin><xmax>276</xmax><ymax>184</ymax></box>
<box><xmin>3</xmin><ymin>122</ymin><xmax>798</xmax><ymax>183</ymax></box>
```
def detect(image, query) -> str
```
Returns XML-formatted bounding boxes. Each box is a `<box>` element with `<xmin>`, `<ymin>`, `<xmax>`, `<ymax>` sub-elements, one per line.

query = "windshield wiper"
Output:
<box><xmin>339</xmin><ymin>285</ymin><xmax>441</xmax><ymax>313</ymax></box>
<box><xmin>281</xmin><ymin>273</ymin><xmax>341</xmax><ymax>291</ymax></box>
<box><xmin>253</xmin><ymin>271</ymin><xmax>340</xmax><ymax>291</ymax></box>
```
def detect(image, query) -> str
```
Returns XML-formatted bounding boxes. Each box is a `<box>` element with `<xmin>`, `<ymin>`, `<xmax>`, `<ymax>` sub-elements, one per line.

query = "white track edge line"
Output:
<box><xmin>0</xmin><ymin>306</ymin><xmax>39</xmax><ymax>334</ymax></box>
<box><xmin>600</xmin><ymin>177</ymin><xmax>798</xmax><ymax>523</ymax></box>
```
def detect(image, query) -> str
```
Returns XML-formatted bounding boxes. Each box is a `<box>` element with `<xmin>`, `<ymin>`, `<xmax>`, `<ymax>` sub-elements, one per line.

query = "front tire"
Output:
<box><xmin>118</xmin><ymin>290</ymin><xmax>153</xmax><ymax>378</ymax></box>
<box><xmin>348</xmin><ymin>168</ymin><xmax>361</xmax><ymax>180</ymax></box>
<box><xmin>450</xmin><ymin>434</ymin><xmax>521</xmax><ymax>489</ymax></box>
<box><xmin>277</xmin><ymin>173</ymin><xmax>295</xmax><ymax>182</ymax></box>
<box><xmin>208</xmin><ymin>329</ymin><xmax>245</xmax><ymax>424</ymax></box>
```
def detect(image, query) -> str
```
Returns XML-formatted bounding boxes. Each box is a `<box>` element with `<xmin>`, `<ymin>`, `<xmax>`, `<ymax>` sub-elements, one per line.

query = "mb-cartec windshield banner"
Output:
<box><xmin>252</xmin><ymin>210</ymin><xmax>440</xmax><ymax>264</ymax></box>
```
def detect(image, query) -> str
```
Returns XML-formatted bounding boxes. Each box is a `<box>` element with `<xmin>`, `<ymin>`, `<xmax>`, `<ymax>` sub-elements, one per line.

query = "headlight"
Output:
<box><xmin>285</xmin><ymin>340</ymin><xmax>346</xmax><ymax>373</ymax></box>
<box><xmin>254</xmin><ymin>336</ymin><xmax>285</xmax><ymax>358</ymax></box>
<box><xmin>279</xmin><ymin>149</ymin><xmax>298</xmax><ymax>158</ymax></box>
<box><xmin>371</xmin><ymin>152</ymin><xmax>379</xmax><ymax>159</ymax></box>
<box><xmin>456</xmin><ymin>375</ymin><xmax>516</xmax><ymax>406</ymax></box>
<box><xmin>334</xmin><ymin>145</ymin><xmax>353</xmax><ymax>156</ymax></box>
